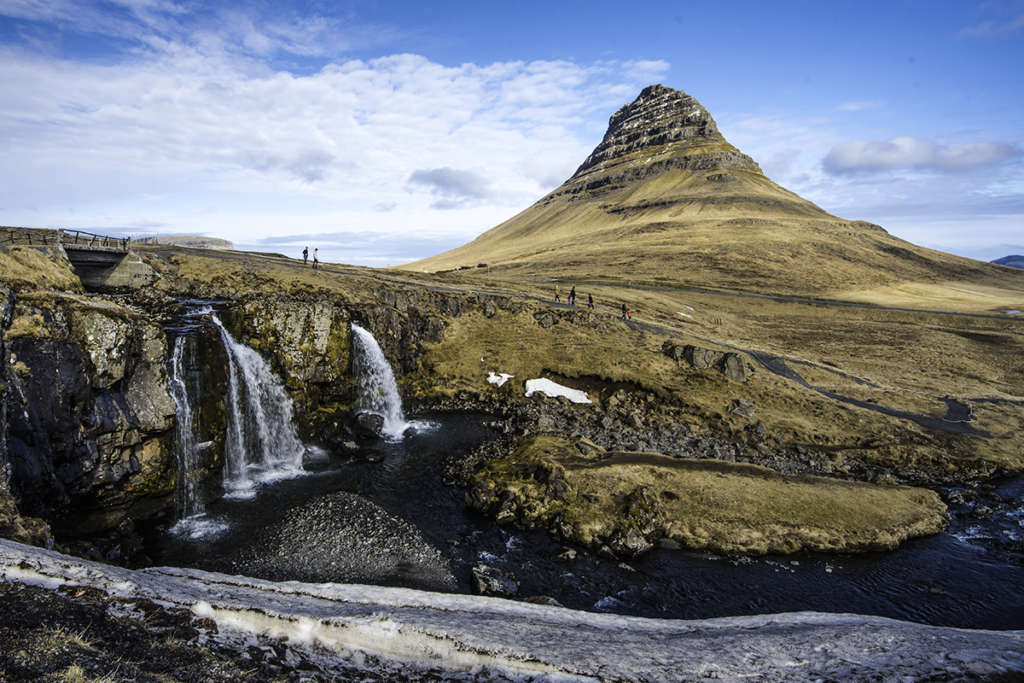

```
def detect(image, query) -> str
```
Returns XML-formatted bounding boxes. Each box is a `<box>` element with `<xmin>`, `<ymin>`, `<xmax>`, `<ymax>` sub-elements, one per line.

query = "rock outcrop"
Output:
<box><xmin>567</xmin><ymin>83</ymin><xmax>761</xmax><ymax>194</ymax></box>
<box><xmin>3</xmin><ymin>295</ymin><xmax>176</xmax><ymax>540</ymax></box>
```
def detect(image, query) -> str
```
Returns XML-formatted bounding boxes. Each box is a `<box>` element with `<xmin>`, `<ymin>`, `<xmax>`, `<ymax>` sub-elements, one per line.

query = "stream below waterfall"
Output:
<box><xmin>149</xmin><ymin>413</ymin><xmax>1024</xmax><ymax>630</ymax></box>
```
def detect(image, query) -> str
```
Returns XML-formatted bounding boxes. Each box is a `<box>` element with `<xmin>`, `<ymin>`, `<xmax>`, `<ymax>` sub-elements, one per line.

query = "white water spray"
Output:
<box><xmin>169</xmin><ymin>334</ymin><xmax>202</xmax><ymax>518</ymax></box>
<box><xmin>351</xmin><ymin>323</ymin><xmax>426</xmax><ymax>441</ymax></box>
<box><xmin>212</xmin><ymin>314</ymin><xmax>306</xmax><ymax>497</ymax></box>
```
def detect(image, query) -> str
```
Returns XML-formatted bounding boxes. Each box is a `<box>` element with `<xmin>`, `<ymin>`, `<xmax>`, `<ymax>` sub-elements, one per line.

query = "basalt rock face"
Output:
<box><xmin>565</xmin><ymin>84</ymin><xmax>761</xmax><ymax>195</ymax></box>
<box><xmin>3</xmin><ymin>297</ymin><xmax>176</xmax><ymax>539</ymax></box>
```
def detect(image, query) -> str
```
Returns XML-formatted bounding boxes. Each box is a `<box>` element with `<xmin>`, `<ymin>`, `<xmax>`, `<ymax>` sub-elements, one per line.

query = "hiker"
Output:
<box><xmin>569</xmin><ymin>286</ymin><xmax>576</xmax><ymax>306</ymax></box>
<box><xmin>302</xmin><ymin>246</ymin><xmax>308</xmax><ymax>265</ymax></box>
<box><xmin>587</xmin><ymin>293</ymin><xmax>594</xmax><ymax>309</ymax></box>
<box><xmin>621</xmin><ymin>303</ymin><xmax>628</xmax><ymax>320</ymax></box>
<box><xmin>312</xmin><ymin>248</ymin><xmax>319</xmax><ymax>271</ymax></box>
<box><xmin>627</xmin><ymin>307</ymin><xmax>632</xmax><ymax>320</ymax></box>
<box><xmin>554</xmin><ymin>286</ymin><xmax>561</xmax><ymax>302</ymax></box>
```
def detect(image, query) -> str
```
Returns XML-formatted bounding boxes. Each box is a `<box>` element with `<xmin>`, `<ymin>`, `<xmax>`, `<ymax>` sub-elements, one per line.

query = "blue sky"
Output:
<box><xmin>0</xmin><ymin>0</ymin><xmax>1022</xmax><ymax>265</ymax></box>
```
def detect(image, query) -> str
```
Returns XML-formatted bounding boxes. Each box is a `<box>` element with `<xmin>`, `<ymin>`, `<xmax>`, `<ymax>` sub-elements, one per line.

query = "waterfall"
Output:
<box><xmin>212</xmin><ymin>314</ymin><xmax>306</xmax><ymax>497</ymax></box>
<box><xmin>350</xmin><ymin>323</ymin><xmax>415</xmax><ymax>441</ymax></box>
<box><xmin>169</xmin><ymin>334</ymin><xmax>203</xmax><ymax>519</ymax></box>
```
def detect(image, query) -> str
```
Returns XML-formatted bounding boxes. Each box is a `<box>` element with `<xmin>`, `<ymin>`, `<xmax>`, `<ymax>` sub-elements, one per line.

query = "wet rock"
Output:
<box><xmin>352</xmin><ymin>411</ymin><xmax>385</xmax><ymax>439</ymax></box>
<box><xmin>555</xmin><ymin>548</ymin><xmax>577</xmax><ymax>562</ymax></box>
<box><xmin>971</xmin><ymin>505</ymin><xmax>993</xmax><ymax>520</ymax></box>
<box><xmin>471</xmin><ymin>564</ymin><xmax>519</xmax><ymax>597</ymax></box>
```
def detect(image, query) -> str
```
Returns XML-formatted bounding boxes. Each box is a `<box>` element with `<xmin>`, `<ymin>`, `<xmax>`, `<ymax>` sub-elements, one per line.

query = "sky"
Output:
<box><xmin>0</xmin><ymin>0</ymin><xmax>1022</xmax><ymax>266</ymax></box>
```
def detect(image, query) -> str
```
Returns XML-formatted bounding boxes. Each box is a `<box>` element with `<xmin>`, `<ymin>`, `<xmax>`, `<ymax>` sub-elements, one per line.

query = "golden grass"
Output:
<box><xmin>0</xmin><ymin>246</ymin><xmax>82</xmax><ymax>292</ymax></box>
<box><xmin>476</xmin><ymin>436</ymin><xmax>948</xmax><ymax>555</ymax></box>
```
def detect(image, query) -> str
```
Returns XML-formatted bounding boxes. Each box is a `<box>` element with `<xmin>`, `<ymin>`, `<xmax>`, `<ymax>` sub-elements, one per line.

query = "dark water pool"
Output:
<box><xmin>150</xmin><ymin>414</ymin><xmax>1024</xmax><ymax>630</ymax></box>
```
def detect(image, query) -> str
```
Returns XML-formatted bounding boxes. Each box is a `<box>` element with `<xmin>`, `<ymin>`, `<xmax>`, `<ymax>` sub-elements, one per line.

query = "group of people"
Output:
<box><xmin>553</xmin><ymin>285</ymin><xmax>601</xmax><ymax>312</ymax></box>
<box><xmin>302</xmin><ymin>246</ymin><xmax>319</xmax><ymax>270</ymax></box>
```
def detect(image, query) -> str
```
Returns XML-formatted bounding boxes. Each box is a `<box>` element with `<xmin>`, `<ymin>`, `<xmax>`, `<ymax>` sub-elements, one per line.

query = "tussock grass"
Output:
<box><xmin>477</xmin><ymin>436</ymin><xmax>949</xmax><ymax>555</ymax></box>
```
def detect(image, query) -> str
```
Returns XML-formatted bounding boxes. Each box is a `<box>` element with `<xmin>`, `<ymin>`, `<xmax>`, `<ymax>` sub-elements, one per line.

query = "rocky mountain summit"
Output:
<box><xmin>566</xmin><ymin>84</ymin><xmax>761</xmax><ymax>192</ymax></box>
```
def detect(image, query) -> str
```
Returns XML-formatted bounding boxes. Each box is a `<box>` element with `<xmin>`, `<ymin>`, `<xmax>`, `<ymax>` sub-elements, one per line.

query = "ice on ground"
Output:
<box><xmin>677</xmin><ymin>311</ymin><xmax>693</xmax><ymax>319</ymax></box>
<box><xmin>2</xmin><ymin>539</ymin><xmax>1023</xmax><ymax>681</ymax></box>
<box><xmin>524</xmin><ymin>378</ymin><xmax>592</xmax><ymax>404</ymax></box>
<box><xmin>486</xmin><ymin>372</ymin><xmax>515</xmax><ymax>387</ymax></box>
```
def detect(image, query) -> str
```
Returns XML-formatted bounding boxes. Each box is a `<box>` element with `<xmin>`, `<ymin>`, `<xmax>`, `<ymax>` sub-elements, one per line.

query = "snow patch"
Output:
<box><xmin>487</xmin><ymin>372</ymin><xmax>514</xmax><ymax>387</ymax></box>
<box><xmin>524</xmin><ymin>378</ymin><xmax>592</xmax><ymax>404</ymax></box>
<box><xmin>677</xmin><ymin>311</ymin><xmax>693</xmax><ymax>319</ymax></box>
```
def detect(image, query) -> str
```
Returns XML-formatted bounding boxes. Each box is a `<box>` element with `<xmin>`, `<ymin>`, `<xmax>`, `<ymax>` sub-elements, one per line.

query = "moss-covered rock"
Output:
<box><xmin>468</xmin><ymin>435</ymin><xmax>949</xmax><ymax>557</ymax></box>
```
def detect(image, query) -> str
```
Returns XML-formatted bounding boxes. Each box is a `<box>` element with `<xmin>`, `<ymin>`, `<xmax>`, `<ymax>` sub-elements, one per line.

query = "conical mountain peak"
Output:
<box><xmin>404</xmin><ymin>85</ymin><xmax>1017</xmax><ymax>298</ymax></box>
<box><xmin>569</xmin><ymin>84</ymin><xmax>761</xmax><ymax>185</ymax></box>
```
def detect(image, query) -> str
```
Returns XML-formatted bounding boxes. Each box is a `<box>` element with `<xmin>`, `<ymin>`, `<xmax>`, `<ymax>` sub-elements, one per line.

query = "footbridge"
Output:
<box><xmin>1</xmin><ymin>227</ymin><xmax>152</xmax><ymax>291</ymax></box>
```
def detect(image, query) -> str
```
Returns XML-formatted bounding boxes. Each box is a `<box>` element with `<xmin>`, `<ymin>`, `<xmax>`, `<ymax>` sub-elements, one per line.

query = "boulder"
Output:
<box><xmin>352</xmin><ymin>412</ymin><xmax>385</xmax><ymax>439</ymax></box>
<box><xmin>471</xmin><ymin>564</ymin><xmax>519</xmax><ymax>597</ymax></box>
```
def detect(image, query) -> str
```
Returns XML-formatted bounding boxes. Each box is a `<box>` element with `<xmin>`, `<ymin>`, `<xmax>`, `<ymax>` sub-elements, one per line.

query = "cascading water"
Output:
<box><xmin>212</xmin><ymin>314</ymin><xmax>306</xmax><ymax>497</ymax></box>
<box><xmin>169</xmin><ymin>334</ymin><xmax>202</xmax><ymax>519</ymax></box>
<box><xmin>351</xmin><ymin>323</ymin><xmax>426</xmax><ymax>441</ymax></box>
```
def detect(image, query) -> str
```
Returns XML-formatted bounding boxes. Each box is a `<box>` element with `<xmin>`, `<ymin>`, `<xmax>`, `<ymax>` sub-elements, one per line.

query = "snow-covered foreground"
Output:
<box><xmin>2</xmin><ymin>539</ymin><xmax>1022</xmax><ymax>681</ymax></box>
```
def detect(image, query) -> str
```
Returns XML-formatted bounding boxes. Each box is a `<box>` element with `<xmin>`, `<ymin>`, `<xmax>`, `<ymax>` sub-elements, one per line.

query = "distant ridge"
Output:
<box><xmin>992</xmin><ymin>255</ymin><xmax>1024</xmax><ymax>269</ymax></box>
<box><xmin>404</xmin><ymin>85</ymin><xmax>1022</xmax><ymax>297</ymax></box>
<box><xmin>136</xmin><ymin>235</ymin><xmax>234</xmax><ymax>250</ymax></box>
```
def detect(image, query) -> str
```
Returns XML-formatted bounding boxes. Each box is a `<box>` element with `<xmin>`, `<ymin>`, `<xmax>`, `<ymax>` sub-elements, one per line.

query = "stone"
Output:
<box><xmin>352</xmin><ymin>412</ymin><xmax>384</xmax><ymax>439</ymax></box>
<box><xmin>533</xmin><ymin>311</ymin><xmax>556</xmax><ymax>328</ymax></box>
<box><xmin>720</xmin><ymin>353</ymin><xmax>753</xmax><ymax>382</ymax></box>
<box><xmin>471</xmin><ymin>564</ymin><xmax>519</xmax><ymax>597</ymax></box>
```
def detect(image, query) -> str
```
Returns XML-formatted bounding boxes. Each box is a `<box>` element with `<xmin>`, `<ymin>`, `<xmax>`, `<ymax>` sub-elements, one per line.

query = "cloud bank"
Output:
<box><xmin>823</xmin><ymin>137</ymin><xmax>1022</xmax><ymax>175</ymax></box>
<box><xmin>0</xmin><ymin>2</ymin><xmax>670</xmax><ymax>264</ymax></box>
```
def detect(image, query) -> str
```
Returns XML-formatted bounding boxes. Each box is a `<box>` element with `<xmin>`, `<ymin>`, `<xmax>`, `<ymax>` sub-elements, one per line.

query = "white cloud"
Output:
<box><xmin>960</xmin><ymin>13</ymin><xmax>1024</xmax><ymax>37</ymax></box>
<box><xmin>0</xmin><ymin>19</ymin><xmax>669</xmax><ymax>263</ymax></box>
<box><xmin>836</xmin><ymin>100</ymin><xmax>884</xmax><ymax>112</ymax></box>
<box><xmin>823</xmin><ymin>137</ymin><xmax>1022</xmax><ymax>174</ymax></box>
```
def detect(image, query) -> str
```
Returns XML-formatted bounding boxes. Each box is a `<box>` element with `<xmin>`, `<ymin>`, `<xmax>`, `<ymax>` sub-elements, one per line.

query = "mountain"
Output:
<box><xmin>993</xmin><ymin>255</ymin><xmax>1024</xmax><ymax>269</ymax></box>
<box><xmin>404</xmin><ymin>85</ymin><xmax>1021</xmax><ymax>298</ymax></box>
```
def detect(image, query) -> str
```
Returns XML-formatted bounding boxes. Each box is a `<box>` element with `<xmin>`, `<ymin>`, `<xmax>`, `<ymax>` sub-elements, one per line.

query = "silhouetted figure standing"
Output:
<box><xmin>303</xmin><ymin>246</ymin><xmax>308</xmax><ymax>265</ymax></box>
<box><xmin>587</xmin><ymin>293</ymin><xmax>594</xmax><ymax>309</ymax></box>
<box><xmin>312</xmin><ymin>248</ymin><xmax>319</xmax><ymax>271</ymax></box>
<box><xmin>569</xmin><ymin>286</ymin><xmax>576</xmax><ymax>306</ymax></box>
<box><xmin>621</xmin><ymin>303</ymin><xmax>628</xmax><ymax>320</ymax></box>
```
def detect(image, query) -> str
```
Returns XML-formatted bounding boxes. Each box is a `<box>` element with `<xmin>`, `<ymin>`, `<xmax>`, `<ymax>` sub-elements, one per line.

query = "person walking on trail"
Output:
<box><xmin>312</xmin><ymin>248</ymin><xmax>319</xmax><ymax>271</ymax></box>
<box><xmin>587</xmin><ymin>293</ymin><xmax>594</xmax><ymax>309</ymax></box>
<box><xmin>302</xmin><ymin>246</ymin><xmax>308</xmax><ymax>265</ymax></box>
<box><xmin>569</xmin><ymin>286</ymin><xmax>576</xmax><ymax>306</ymax></box>
<box><xmin>621</xmin><ymin>303</ymin><xmax>630</xmax><ymax>320</ymax></box>
<box><xmin>554</xmin><ymin>286</ymin><xmax>561</xmax><ymax>302</ymax></box>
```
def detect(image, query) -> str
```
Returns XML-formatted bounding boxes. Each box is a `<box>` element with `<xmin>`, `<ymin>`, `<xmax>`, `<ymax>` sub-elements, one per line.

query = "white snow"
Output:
<box><xmin>2</xmin><ymin>539</ymin><xmax>1024</xmax><ymax>680</ymax></box>
<box><xmin>486</xmin><ymin>372</ymin><xmax>514</xmax><ymax>387</ymax></box>
<box><xmin>524</xmin><ymin>378</ymin><xmax>592</xmax><ymax>404</ymax></box>
<box><xmin>677</xmin><ymin>312</ymin><xmax>693</xmax><ymax>319</ymax></box>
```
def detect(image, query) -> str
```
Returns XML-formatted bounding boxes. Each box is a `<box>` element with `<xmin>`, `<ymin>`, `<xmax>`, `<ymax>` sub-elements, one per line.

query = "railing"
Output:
<box><xmin>0</xmin><ymin>227</ymin><xmax>130</xmax><ymax>252</ymax></box>
<box><xmin>58</xmin><ymin>229</ymin><xmax>130</xmax><ymax>252</ymax></box>
<box><xmin>0</xmin><ymin>227</ymin><xmax>55</xmax><ymax>246</ymax></box>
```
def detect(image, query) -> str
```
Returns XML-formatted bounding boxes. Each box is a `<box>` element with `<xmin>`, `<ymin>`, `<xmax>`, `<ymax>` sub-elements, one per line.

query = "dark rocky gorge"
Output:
<box><xmin>1</xmin><ymin>241</ymin><xmax>1023</xmax><ymax>679</ymax></box>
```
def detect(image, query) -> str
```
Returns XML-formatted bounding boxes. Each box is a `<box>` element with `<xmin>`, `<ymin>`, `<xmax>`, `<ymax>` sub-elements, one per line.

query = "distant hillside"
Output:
<box><xmin>404</xmin><ymin>85</ymin><xmax>1023</xmax><ymax>299</ymax></box>
<box><xmin>136</xmin><ymin>235</ymin><xmax>233</xmax><ymax>250</ymax></box>
<box><xmin>993</xmin><ymin>255</ymin><xmax>1024</xmax><ymax>269</ymax></box>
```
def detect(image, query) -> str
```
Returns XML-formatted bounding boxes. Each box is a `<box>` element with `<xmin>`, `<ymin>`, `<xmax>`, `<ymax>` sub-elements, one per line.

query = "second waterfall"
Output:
<box><xmin>351</xmin><ymin>322</ymin><xmax>431</xmax><ymax>441</ymax></box>
<box><xmin>212</xmin><ymin>314</ymin><xmax>307</xmax><ymax>496</ymax></box>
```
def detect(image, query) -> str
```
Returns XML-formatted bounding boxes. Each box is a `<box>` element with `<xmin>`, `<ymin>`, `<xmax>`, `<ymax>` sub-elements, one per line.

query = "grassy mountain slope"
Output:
<box><xmin>404</xmin><ymin>86</ymin><xmax>1023</xmax><ymax>302</ymax></box>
